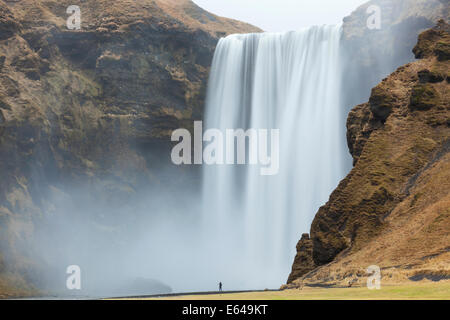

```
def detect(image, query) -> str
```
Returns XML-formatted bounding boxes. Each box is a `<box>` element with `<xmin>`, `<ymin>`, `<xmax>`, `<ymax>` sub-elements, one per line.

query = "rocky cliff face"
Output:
<box><xmin>0</xmin><ymin>0</ymin><xmax>259</xmax><ymax>297</ymax></box>
<box><xmin>287</xmin><ymin>20</ymin><xmax>450</xmax><ymax>287</ymax></box>
<box><xmin>341</xmin><ymin>0</ymin><xmax>449</xmax><ymax>113</ymax></box>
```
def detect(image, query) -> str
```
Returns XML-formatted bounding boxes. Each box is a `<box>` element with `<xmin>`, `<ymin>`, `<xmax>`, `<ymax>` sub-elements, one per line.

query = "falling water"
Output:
<box><xmin>202</xmin><ymin>25</ymin><xmax>350</xmax><ymax>289</ymax></box>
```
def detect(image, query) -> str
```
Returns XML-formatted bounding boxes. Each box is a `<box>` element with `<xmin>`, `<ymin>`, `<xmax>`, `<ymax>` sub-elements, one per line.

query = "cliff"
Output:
<box><xmin>0</xmin><ymin>0</ymin><xmax>259</xmax><ymax>297</ymax></box>
<box><xmin>287</xmin><ymin>20</ymin><xmax>450</xmax><ymax>287</ymax></box>
<box><xmin>341</xmin><ymin>0</ymin><xmax>449</xmax><ymax>113</ymax></box>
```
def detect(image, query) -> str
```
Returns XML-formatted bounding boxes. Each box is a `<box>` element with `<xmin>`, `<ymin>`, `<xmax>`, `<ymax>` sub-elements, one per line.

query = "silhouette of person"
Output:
<box><xmin>219</xmin><ymin>282</ymin><xmax>222</xmax><ymax>292</ymax></box>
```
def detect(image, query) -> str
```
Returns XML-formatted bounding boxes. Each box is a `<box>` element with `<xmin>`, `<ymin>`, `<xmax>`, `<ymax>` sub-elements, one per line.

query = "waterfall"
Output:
<box><xmin>202</xmin><ymin>25</ymin><xmax>350</xmax><ymax>289</ymax></box>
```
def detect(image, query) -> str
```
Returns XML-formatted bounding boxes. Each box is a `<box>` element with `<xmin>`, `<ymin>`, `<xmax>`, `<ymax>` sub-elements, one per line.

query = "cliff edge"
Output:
<box><xmin>288</xmin><ymin>20</ymin><xmax>450</xmax><ymax>287</ymax></box>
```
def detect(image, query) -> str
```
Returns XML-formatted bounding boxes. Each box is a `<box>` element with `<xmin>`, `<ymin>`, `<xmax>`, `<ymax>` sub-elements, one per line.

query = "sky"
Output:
<box><xmin>193</xmin><ymin>0</ymin><xmax>369</xmax><ymax>32</ymax></box>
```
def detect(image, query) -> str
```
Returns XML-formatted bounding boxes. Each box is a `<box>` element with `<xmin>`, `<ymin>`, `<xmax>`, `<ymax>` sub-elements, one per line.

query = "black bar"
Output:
<box><xmin>1</xmin><ymin>300</ymin><xmax>448</xmax><ymax>319</ymax></box>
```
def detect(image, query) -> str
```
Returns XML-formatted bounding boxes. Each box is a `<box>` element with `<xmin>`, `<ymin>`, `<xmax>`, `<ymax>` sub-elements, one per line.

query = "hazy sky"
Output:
<box><xmin>193</xmin><ymin>0</ymin><xmax>369</xmax><ymax>32</ymax></box>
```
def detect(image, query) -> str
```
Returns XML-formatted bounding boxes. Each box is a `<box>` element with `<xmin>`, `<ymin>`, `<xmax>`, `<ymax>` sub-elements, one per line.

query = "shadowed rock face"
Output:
<box><xmin>0</xmin><ymin>3</ymin><xmax>20</xmax><ymax>40</ymax></box>
<box><xmin>287</xmin><ymin>234</ymin><xmax>316</xmax><ymax>284</ymax></box>
<box><xmin>287</xmin><ymin>20</ymin><xmax>450</xmax><ymax>287</ymax></box>
<box><xmin>0</xmin><ymin>0</ymin><xmax>260</xmax><ymax>297</ymax></box>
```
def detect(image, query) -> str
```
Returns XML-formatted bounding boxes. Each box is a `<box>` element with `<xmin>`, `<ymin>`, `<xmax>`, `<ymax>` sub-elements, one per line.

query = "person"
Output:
<box><xmin>219</xmin><ymin>282</ymin><xmax>222</xmax><ymax>292</ymax></box>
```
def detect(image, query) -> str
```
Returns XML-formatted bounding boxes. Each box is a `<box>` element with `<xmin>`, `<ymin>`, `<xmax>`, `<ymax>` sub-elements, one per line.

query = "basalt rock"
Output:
<box><xmin>413</xmin><ymin>19</ymin><xmax>450</xmax><ymax>59</ymax></box>
<box><xmin>287</xmin><ymin>234</ymin><xmax>316</xmax><ymax>284</ymax></box>
<box><xmin>417</xmin><ymin>69</ymin><xmax>446</xmax><ymax>83</ymax></box>
<box><xmin>0</xmin><ymin>56</ymin><xmax>5</xmax><ymax>70</ymax></box>
<box><xmin>0</xmin><ymin>2</ymin><xmax>20</xmax><ymax>40</ymax></box>
<box><xmin>410</xmin><ymin>83</ymin><xmax>440</xmax><ymax>110</ymax></box>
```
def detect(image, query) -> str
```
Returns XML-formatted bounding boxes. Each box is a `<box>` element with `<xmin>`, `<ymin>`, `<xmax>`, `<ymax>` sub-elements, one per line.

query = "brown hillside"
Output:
<box><xmin>287</xmin><ymin>20</ymin><xmax>450</xmax><ymax>287</ymax></box>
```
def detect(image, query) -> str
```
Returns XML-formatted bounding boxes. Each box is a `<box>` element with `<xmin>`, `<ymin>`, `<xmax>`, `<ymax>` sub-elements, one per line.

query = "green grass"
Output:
<box><xmin>128</xmin><ymin>282</ymin><xmax>450</xmax><ymax>300</ymax></box>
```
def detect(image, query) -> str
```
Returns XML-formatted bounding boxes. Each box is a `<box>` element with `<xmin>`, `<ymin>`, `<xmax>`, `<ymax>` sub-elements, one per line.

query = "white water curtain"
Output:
<box><xmin>202</xmin><ymin>25</ymin><xmax>349</xmax><ymax>289</ymax></box>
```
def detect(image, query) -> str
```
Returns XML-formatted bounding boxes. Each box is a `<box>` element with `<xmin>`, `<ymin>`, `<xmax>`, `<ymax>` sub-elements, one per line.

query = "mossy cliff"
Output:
<box><xmin>0</xmin><ymin>0</ymin><xmax>259</xmax><ymax>297</ymax></box>
<box><xmin>287</xmin><ymin>20</ymin><xmax>450</xmax><ymax>287</ymax></box>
